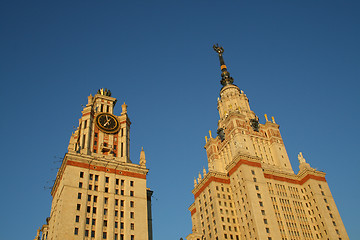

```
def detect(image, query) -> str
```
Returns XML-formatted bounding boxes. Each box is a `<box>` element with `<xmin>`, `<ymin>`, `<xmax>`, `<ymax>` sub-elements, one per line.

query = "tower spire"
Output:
<box><xmin>213</xmin><ymin>44</ymin><xmax>234</xmax><ymax>86</ymax></box>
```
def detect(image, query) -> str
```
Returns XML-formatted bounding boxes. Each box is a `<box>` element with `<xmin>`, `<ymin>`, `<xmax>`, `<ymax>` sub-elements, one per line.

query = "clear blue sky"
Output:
<box><xmin>0</xmin><ymin>1</ymin><xmax>359</xmax><ymax>239</ymax></box>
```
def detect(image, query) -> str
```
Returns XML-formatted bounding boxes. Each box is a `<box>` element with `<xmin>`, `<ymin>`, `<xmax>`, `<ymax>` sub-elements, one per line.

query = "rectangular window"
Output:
<box><xmin>115</xmin><ymin>199</ymin><xmax>119</xmax><ymax>206</ymax></box>
<box><xmin>115</xmin><ymin>210</ymin><xmax>118</xmax><ymax>216</ymax></box>
<box><xmin>116</xmin><ymin>189</ymin><xmax>119</xmax><ymax>194</ymax></box>
<box><xmin>121</xmin><ymin>180</ymin><xmax>124</xmax><ymax>186</ymax></box>
<box><xmin>93</xmin><ymin>207</ymin><xmax>97</xmax><ymax>214</ymax></box>
<box><xmin>130</xmin><ymin>212</ymin><xmax>134</xmax><ymax>218</ymax></box>
<box><xmin>105</xmin><ymin>187</ymin><xmax>108</xmax><ymax>193</ymax></box>
<box><xmin>116</xmin><ymin>179</ymin><xmax>119</xmax><ymax>185</ymax></box>
<box><xmin>92</xmin><ymin>219</ymin><xmax>96</xmax><ymax>225</ymax></box>
<box><xmin>131</xmin><ymin>223</ymin><xmax>134</xmax><ymax>230</ymax></box>
<box><xmin>90</xmin><ymin>174</ymin><xmax>93</xmax><ymax>180</ymax></box>
<box><xmin>79</xmin><ymin>182</ymin><xmax>83</xmax><ymax>188</ymax></box>
<box><xmin>121</xmin><ymin>211</ymin><xmax>124</xmax><ymax>217</ymax></box>
<box><xmin>95</xmin><ymin>175</ymin><xmax>99</xmax><ymax>181</ymax></box>
<box><xmin>87</xmin><ymin>206</ymin><xmax>91</xmax><ymax>213</ymax></box>
<box><xmin>130</xmin><ymin>201</ymin><xmax>134</xmax><ymax>207</ymax></box>
<box><xmin>121</xmin><ymin>200</ymin><xmax>124</xmax><ymax>207</ymax></box>
<box><xmin>120</xmin><ymin>222</ymin><xmax>124</xmax><ymax>229</ymax></box>
<box><xmin>86</xmin><ymin>218</ymin><xmax>90</xmax><ymax>224</ymax></box>
<box><xmin>91</xmin><ymin>231</ymin><xmax>95</xmax><ymax>237</ymax></box>
<box><xmin>105</xmin><ymin>177</ymin><xmax>109</xmax><ymax>183</ymax></box>
<box><xmin>94</xmin><ymin>196</ymin><xmax>97</xmax><ymax>202</ymax></box>
<box><xmin>121</xmin><ymin>190</ymin><xmax>124</xmax><ymax>195</ymax></box>
<box><xmin>105</xmin><ymin>197</ymin><xmax>108</xmax><ymax>204</ymax></box>
<box><xmin>130</xmin><ymin>181</ymin><xmax>134</xmax><ymax>187</ymax></box>
<box><xmin>77</xmin><ymin>204</ymin><xmax>81</xmax><ymax>210</ymax></box>
<box><xmin>115</xmin><ymin>222</ymin><xmax>118</xmax><ymax>228</ymax></box>
<box><xmin>80</xmin><ymin>172</ymin><xmax>84</xmax><ymax>178</ymax></box>
<box><xmin>131</xmin><ymin>235</ymin><xmax>134</xmax><ymax>240</ymax></box>
<box><xmin>85</xmin><ymin>230</ymin><xmax>89</xmax><ymax>237</ymax></box>
<box><xmin>88</xmin><ymin>195</ymin><xmax>91</xmax><ymax>201</ymax></box>
<box><xmin>78</xmin><ymin>193</ymin><xmax>82</xmax><ymax>199</ymax></box>
<box><xmin>130</xmin><ymin>191</ymin><xmax>134</xmax><ymax>197</ymax></box>
<box><xmin>94</xmin><ymin>185</ymin><xmax>98</xmax><ymax>191</ymax></box>
<box><xmin>103</xmin><ymin>220</ymin><xmax>107</xmax><ymax>227</ymax></box>
<box><xmin>89</xmin><ymin>185</ymin><xmax>92</xmax><ymax>190</ymax></box>
<box><xmin>104</xmin><ymin>209</ymin><xmax>108</xmax><ymax>215</ymax></box>
<box><xmin>74</xmin><ymin>228</ymin><xmax>78</xmax><ymax>235</ymax></box>
<box><xmin>264</xmin><ymin>219</ymin><xmax>268</xmax><ymax>224</ymax></box>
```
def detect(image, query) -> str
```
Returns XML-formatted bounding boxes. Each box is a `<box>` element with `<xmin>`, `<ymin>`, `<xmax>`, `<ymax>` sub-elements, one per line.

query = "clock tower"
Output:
<box><xmin>37</xmin><ymin>89</ymin><xmax>153</xmax><ymax>240</ymax></box>
<box><xmin>68</xmin><ymin>88</ymin><xmax>131</xmax><ymax>162</ymax></box>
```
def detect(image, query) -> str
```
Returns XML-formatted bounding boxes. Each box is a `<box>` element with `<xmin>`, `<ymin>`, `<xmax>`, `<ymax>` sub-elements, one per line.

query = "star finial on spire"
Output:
<box><xmin>213</xmin><ymin>44</ymin><xmax>234</xmax><ymax>86</ymax></box>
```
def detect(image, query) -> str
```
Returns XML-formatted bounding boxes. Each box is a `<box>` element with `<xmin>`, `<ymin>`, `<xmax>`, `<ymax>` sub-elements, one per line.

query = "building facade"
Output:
<box><xmin>186</xmin><ymin>46</ymin><xmax>348</xmax><ymax>240</ymax></box>
<box><xmin>36</xmin><ymin>89</ymin><xmax>153</xmax><ymax>240</ymax></box>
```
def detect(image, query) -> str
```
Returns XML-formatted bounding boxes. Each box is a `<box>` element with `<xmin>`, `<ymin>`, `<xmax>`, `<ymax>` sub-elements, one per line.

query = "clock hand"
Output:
<box><xmin>104</xmin><ymin>119</ymin><xmax>111</xmax><ymax>126</ymax></box>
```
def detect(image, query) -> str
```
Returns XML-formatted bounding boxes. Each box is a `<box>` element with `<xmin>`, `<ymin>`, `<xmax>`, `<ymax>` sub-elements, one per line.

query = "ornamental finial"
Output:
<box><xmin>213</xmin><ymin>44</ymin><xmax>234</xmax><ymax>87</ymax></box>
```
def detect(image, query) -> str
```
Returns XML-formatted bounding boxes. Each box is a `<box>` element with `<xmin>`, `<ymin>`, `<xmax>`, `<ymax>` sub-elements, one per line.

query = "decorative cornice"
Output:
<box><xmin>192</xmin><ymin>171</ymin><xmax>229</xmax><ymax>199</ymax></box>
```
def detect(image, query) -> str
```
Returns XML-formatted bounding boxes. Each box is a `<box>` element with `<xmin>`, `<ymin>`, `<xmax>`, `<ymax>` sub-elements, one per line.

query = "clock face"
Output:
<box><xmin>95</xmin><ymin>113</ymin><xmax>120</xmax><ymax>134</ymax></box>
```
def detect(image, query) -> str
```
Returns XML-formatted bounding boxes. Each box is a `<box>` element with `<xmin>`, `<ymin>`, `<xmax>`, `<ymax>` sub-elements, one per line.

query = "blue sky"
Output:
<box><xmin>0</xmin><ymin>0</ymin><xmax>359</xmax><ymax>239</ymax></box>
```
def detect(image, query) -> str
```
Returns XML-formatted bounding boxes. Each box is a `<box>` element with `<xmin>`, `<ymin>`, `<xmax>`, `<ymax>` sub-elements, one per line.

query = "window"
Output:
<box><xmin>106</xmin><ymin>177</ymin><xmax>109</xmax><ymax>183</ymax></box>
<box><xmin>261</xmin><ymin>210</ymin><xmax>265</xmax><ymax>215</ymax></box>
<box><xmin>121</xmin><ymin>180</ymin><xmax>125</xmax><ymax>186</ymax></box>
<box><xmin>121</xmin><ymin>190</ymin><xmax>124</xmax><ymax>195</ymax></box>
<box><xmin>257</xmin><ymin>193</ymin><xmax>261</xmax><ymax>199</ymax></box>
<box><xmin>74</xmin><ymin>228</ymin><xmax>78</xmax><ymax>235</ymax></box>
<box><xmin>90</xmin><ymin>174</ymin><xmax>93</xmax><ymax>180</ymax></box>
<box><xmin>93</xmin><ymin>207</ymin><xmax>97</xmax><ymax>214</ymax></box>
<box><xmin>264</xmin><ymin>219</ymin><xmax>268</xmax><ymax>224</ymax></box>
<box><xmin>91</xmin><ymin>231</ymin><xmax>95</xmax><ymax>237</ymax></box>
<box><xmin>130</xmin><ymin>181</ymin><xmax>134</xmax><ymax>187</ymax></box>
<box><xmin>105</xmin><ymin>187</ymin><xmax>108</xmax><ymax>193</ymax></box>
<box><xmin>251</xmin><ymin>170</ymin><xmax>255</xmax><ymax>175</ymax></box>
<box><xmin>103</xmin><ymin>232</ymin><xmax>107</xmax><ymax>239</ymax></box>
<box><xmin>115</xmin><ymin>222</ymin><xmax>118</xmax><ymax>228</ymax></box>
<box><xmin>95</xmin><ymin>175</ymin><xmax>99</xmax><ymax>181</ymax></box>
<box><xmin>79</xmin><ymin>182</ymin><xmax>83</xmax><ymax>188</ymax></box>
<box><xmin>89</xmin><ymin>185</ymin><xmax>92</xmax><ymax>190</ymax></box>
<box><xmin>130</xmin><ymin>201</ymin><xmax>134</xmax><ymax>207</ymax></box>
<box><xmin>85</xmin><ymin>230</ymin><xmax>89</xmax><ymax>237</ymax></box>
<box><xmin>130</xmin><ymin>212</ymin><xmax>134</xmax><ymax>218</ymax></box>
<box><xmin>104</xmin><ymin>209</ymin><xmax>108</xmax><ymax>215</ymax></box>
<box><xmin>121</xmin><ymin>211</ymin><xmax>124</xmax><ymax>217</ymax></box>
<box><xmin>115</xmin><ymin>199</ymin><xmax>119</xmax><ymax>206</ymax></box>
<box><xmin>121</xmin><ymin>200</ymin><xmax>124</xmax><ymax>206</ymax></box>
<box><xmin>130</xmin><ymin>191</ymin><xmax>134</xmax><ymax>196</ymax></box>
<box><xmin>266</xmin><ymin>228</ymin><xmax>270</xmax><ymax>233</ymax></box>
<box><xmin>92</xmin><ymin>219</ymin><xmax>96</xmax><ymax>225</ymax></box>
<box><xmin>104</xmin><ymin>220</ymin><xmax>107</xmax><ymax>227</ymax></box>
<box><xmin>131</xmin><ymin>223</ymin><xmax>135</xmax><ymax>230</ymax></box>
<box><xmin>131</xmin><ymin>235</ymin><xmax>134</xmax><ymax>240</ymax></box>
<box><xmin>77</xmin><ymin>204</ymin><xmax>81</xmax><ymax>210</ymax></box>
<box><xmin>78</xmin><ymin>193</ymin><xmax>82</xmax><ymax>199</ymax></box>
<box><xmin>94</xmin><ymin>196</ymin><xmax>97</xmax><ymax>202</ymax></box>
<box><xmin>86</xmin><ymin>218</ymin><xmax>90</xmax><ymax>224</ymax></box>
<box><xmin>104</xmin><ymin>197</ymin><xmax>108</xmax><ymax>204</ymax></box>
<box><xmin>87</xmin><ymin>206</ymin><xmax>91</xmax><ymax>213</ymax></box>
<box><xmin>120</xmin><ymin>222</ymin><xmax>124</xmax><ymax>229</ymax></box>
<box><xmin>94</xmin><ymin>185</ymin><xmax>98</xmax><ymax>191</ymax></box>
<box><xmin>255</xmin><ymin>185</ymin><xmax>259</xmax><ymax>190</ymax></box>
<box><xmin>80</xmin><ymin>172</ymin><xmax>84</xmax><ymax>178</ymax></box>
<box><xmin>116</xmin><ymin>179</ymin><xmax>119</xmax><ymax>185</ymax></box>
<box><xmin>75</xmin><ymin>215</ymin><xmax>79</xmax><ymax>222</ymax></box>
<box><xmin>115</xmin><ymin>210</ymin><xmax>118</xmax><ymax>216</ymax></box>
<box><xmin>88</xmin><ymin>195</ymin><xmax>91</xmax><ymax>201</ymax></box>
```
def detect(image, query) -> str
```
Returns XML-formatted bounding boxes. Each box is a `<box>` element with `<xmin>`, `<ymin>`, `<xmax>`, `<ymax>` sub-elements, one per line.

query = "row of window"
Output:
<box><xmin>74</xmin><ymin>227</ymin><xmax>135</xmax><ymax>240</ymax></box>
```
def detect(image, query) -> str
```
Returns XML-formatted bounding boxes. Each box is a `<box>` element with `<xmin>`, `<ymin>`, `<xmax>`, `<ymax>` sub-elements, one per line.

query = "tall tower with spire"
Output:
<box><xmin>37</xmin><ymin>89</ymin><xmax>153</xmax><ymax>240</ymax></box>
<box><xmin>186</xmin><ymin>46</ymin><xmax>348</xmax><ymax>240</ymax></box>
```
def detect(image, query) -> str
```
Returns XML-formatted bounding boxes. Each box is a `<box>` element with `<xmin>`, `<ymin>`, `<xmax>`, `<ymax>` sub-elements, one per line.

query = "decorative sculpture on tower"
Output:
<box><xmin>213</xmin><ymin>44</ymin><xmax>234</xmax><ymax>86</ymax></box>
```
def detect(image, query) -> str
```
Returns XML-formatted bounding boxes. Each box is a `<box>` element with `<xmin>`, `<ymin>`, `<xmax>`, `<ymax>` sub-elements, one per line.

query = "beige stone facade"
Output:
<box><xmin>37</xmin><ymin>89</ymin><xmax>153</xmax><ymax>240</ymax></box>
<box><xmin>187</xmin><ymin>50</ymin><xmax>348</xmax><ymax>240</ymax></box>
